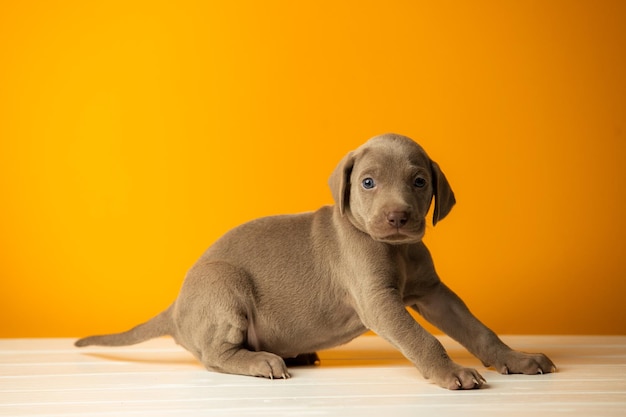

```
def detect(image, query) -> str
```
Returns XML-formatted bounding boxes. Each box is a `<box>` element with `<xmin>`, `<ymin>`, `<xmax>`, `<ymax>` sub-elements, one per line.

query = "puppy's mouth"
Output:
<box><xmin>374</xmin><ymin>232</ymin><xmax>424</xmax><ymax>244</ymax></box>
<box><xmin>370</xmin><ymin>223</ymin><xmax>425</xmax><ymax>244</ymax></box>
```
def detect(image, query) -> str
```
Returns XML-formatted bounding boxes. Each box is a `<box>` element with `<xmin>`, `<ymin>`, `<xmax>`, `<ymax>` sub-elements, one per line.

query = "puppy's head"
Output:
<box><xmin>329</xmin><ymin>133</ymin><xmax>455</xmax><ymax>244</ymax></box>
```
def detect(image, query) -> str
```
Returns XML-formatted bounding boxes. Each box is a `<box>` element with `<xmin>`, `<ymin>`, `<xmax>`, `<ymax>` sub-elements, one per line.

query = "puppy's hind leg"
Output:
<box><xmin>207</xmin><ymin>347</ymin><xmax>291</xmax><ymax>380</ymax></box>
<box><xmin>176</xmin><ymin>261</ymin><xmax>290</xmax><ymax>379</ymax></box>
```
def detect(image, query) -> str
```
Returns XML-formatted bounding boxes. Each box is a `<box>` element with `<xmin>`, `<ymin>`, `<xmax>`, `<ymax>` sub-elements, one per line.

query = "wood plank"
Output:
<box><xmin>1</xmin><ymin>336</ymin><xmax>625</xmax><ymax>416</ymax></box>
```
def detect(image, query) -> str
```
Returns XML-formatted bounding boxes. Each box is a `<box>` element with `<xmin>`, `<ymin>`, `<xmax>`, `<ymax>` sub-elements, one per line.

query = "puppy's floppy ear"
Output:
<box><xmin>328</xmin><ymin>151</ymin><xmax>355</xmax><ymax>215</ymax></box>
<box><xmin>430</xmin><ymin>160</ymin><xmax>456</xmax><ymax>226</ymax></box>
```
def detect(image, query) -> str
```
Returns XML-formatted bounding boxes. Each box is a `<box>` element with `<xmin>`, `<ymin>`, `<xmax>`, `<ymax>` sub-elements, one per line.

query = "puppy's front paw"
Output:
<box><xmin>430</xmin><ymin>365</ymin><xmax>486</xmax><ymax>390</ymax></box>
<box><xmin>494</xmin><ymin>351</ymin><xmax>556</xmax><ymax>375</ymax></box>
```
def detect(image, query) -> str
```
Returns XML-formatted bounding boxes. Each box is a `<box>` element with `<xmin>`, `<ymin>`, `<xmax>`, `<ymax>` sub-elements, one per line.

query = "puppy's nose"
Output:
<box><xmin>386</xmin><ymin>211</ymin><xmax>409</xmax><ymax>228</ymax></box>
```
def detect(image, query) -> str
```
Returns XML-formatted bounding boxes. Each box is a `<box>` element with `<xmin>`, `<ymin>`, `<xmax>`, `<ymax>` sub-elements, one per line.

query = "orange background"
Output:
<box><xmin>1</xmin><ymin>1</ymin><xmax>625</xmax><ymax>337</ymax></box>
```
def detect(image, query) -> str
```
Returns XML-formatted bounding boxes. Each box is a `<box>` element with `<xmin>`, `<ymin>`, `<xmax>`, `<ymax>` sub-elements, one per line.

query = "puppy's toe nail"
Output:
<box><xmin>472</xmin><ymin>378</ymin><xmax>479</xmax><ymax>386</ymax></box>
<box><xmin>551</xmin><ymin>366</ymin><xmax>557</xmax><ymax>373</ymax></box>
<box><xmin>480</xmin><ymin>377</ymin><xmax>487</xmax><ymax>384</ymax></box>
<box><xmin>503</xmin><ymin>366</ymin><xmax>509</xmax><ymax>375</ymax></box>
<box><xmin>455</xmin><ymin>379</ymin><xmax>462</xmax><ymax>387</ymax></box>
<box><xmin>537</xmin><ymin>368</ymin><xmax>543</xmax><ymax>375</ymax></box>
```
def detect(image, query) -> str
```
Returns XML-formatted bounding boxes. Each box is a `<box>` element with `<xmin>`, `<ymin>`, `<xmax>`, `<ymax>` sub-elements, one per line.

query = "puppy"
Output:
<box><xmin>76</xmin><ymin>133</ymin><xmax>555</xmax><ymax>390</ymax></box>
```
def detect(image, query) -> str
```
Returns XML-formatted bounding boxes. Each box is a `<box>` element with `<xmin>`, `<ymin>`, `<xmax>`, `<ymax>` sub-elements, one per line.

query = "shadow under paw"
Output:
<box><xmin>284</xmin><ymin>352</ymin><xmax>320</xmax><ymax>367</ymax></box>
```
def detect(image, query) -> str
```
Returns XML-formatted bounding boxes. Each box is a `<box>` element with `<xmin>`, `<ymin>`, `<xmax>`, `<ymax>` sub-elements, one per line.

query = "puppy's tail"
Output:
<box><xmin>74</xmin><ymin>305</ymin><xmax>173</xmax><ymax>348</ymax></box>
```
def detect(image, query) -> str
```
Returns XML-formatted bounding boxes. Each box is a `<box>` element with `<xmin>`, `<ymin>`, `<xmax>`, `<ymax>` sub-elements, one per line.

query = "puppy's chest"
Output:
<box><xmin>378</xmin><ymin>247</ymin><xmax>438</xmax><ymax>298</ymax></box>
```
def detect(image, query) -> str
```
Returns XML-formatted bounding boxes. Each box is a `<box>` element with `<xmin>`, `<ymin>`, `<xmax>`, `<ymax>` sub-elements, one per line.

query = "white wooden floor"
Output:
<box><xmin>1</xmin><ymin>335</ymin><xmax>625</xmax><ymax>417</ymax></box>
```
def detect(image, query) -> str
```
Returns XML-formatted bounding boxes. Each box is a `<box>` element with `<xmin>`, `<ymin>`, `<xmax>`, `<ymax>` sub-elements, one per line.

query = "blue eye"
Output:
<box><xmin>362</xmin><ymin>178</ymin><xmax>376</xmax><ymax>189</ymax></box>
<box><xmin>414</xmin><ymin>177</ymin><xmax>427</xmax><ymax>188</ymax></box>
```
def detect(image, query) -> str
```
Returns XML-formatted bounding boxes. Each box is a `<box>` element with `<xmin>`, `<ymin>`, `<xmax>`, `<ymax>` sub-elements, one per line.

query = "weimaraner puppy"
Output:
<box><xmin>76</xmin><ymin>133</ymin><xmax>555</xmax><ymax>389</ymax></box>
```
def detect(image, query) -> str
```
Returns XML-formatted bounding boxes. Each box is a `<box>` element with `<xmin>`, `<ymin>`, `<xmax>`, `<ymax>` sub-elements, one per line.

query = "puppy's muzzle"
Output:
<box><xmin>369</xmin><ymin>210</ymin><xmax>424</xmax><ymax>244</ymax></box>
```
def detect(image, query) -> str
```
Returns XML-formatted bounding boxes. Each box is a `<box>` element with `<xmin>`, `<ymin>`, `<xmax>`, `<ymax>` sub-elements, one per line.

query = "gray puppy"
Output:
<box><xmin>76</xmin><ymin>133</ymin><xmax>555</xmax><ymax>390</ymax></box>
